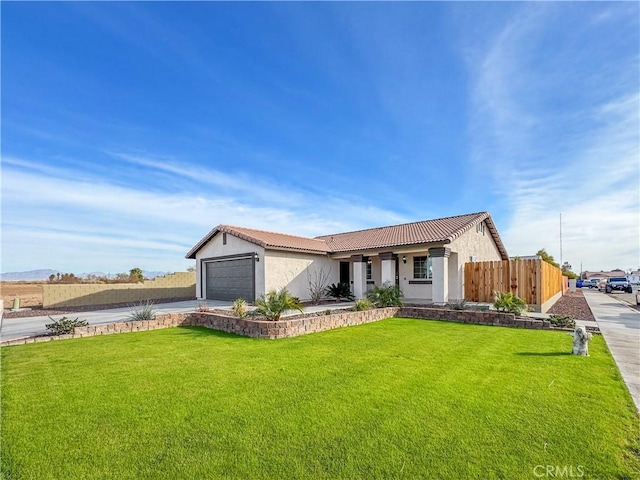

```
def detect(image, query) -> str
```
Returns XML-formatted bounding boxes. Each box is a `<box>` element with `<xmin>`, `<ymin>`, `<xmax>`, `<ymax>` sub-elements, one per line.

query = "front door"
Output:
<box><xmin>339</xmin><ymin>261</ymin><xmax>350</xmax><ymax>285</ymax></box>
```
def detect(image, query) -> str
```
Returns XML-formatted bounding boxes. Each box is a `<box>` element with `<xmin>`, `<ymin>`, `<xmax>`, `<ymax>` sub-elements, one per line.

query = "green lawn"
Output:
<box><xmin>1</xmin><ymin>319</ymin><xmax>639</xmax><ymax>479</ymax></box>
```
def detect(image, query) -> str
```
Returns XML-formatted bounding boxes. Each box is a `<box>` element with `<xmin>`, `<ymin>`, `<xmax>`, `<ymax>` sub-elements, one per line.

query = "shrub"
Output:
<box><xmin>45</xmin><ymin>316</ymin><xmax>88</xmax><ymax>335</ymax></box>
<box><xmin>366</xmin><ymin>283</ymin><xmax>403</xmax><ymax>307</ymax></box>
<box><xmin>252</xmin><ymin>288</ymin><xmax>303</xmax><ymax>321</ymax></box>
<box><xmin>447</xmin><ymin>299</ymin><xmax>467</xmax><ymax>310</ymax></box>
<box><xmin>493</xmin><ymin>291</ymin><xmax>528</xmax><ymax>314</ymax></box>
<box><xmin>548</xmin><ymin>314</ymin><xmax>576</xmax><ymax>329</ymax></box>
<box><xmin>307</xmin><ymin>267</ymin><xmax>332</xmax><ymax>305</ymax></box>
<box><xmin>196</xmin><ymin>302</ymin><xmax>211</xmax><ymax>313</ymax></box>
<box><xmin>129</xmin><ymin>300</ymin><xmax>156</xmax><ymax>321</ymax></box>
<box><xmin>232</xmin><ymin>298</ymin><xmax>248</xmax><ymax>318</ymax></box>
<box><xmin>354</xmin><ymin>299</ymin><xmax>374</xmax><ymax>311</ymax></box>
<box><xmin>326</xmin><ymin>283</ymin><xmax>355</xmax><ymax>301</ymax></box>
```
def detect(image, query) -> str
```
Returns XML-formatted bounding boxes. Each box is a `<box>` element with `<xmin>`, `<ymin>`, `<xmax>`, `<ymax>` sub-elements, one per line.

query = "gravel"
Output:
<box><xmin>547</xmin><ymin>290</ymin><xmax>595</xmax><ymax>321</ymax></box>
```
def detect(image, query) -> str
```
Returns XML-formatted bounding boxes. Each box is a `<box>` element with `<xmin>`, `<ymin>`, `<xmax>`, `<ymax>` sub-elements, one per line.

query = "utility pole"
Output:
<box><xmin>559</xmin><ymin>213</ymin><xmax>563</xmax><ymax>268</ymax></box>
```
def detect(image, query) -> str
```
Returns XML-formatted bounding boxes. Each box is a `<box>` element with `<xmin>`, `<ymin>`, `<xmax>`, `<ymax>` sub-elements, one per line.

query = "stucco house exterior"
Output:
<box><xmin>185</xmin><ymin>211</ymin><xmax>508</xmax><ymax>305</ymax></box>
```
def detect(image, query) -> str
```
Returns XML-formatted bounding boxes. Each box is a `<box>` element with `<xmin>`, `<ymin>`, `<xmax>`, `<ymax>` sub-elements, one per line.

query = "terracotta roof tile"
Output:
<box><xmin>186</xmin><ymin>212</ymin><xmax>509</xmax><ymax>260</ymax></box>
<box><xmin>316</xmin><ymin>212</ymin><xmax>505</xmax><ymax>254</ymax></box>
<box><xmin>218</xmin><ymin>225</ymin><xmax>330</xmax><ymax>253</ymax></box>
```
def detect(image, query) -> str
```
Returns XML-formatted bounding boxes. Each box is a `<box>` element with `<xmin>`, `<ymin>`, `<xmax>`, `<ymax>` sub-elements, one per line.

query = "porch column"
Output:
<box><xmin>351</xmin><ymin>254</ymin><xmax>367</xmax><ymax>299</ymax></box>
<box><xmin>429</xmin><ymin>247</ymin><xmax>451</xmax><ymax>305</ymax></box>
<box><xmin>379</xmin><ymin>252</ymin><xmax>396</xmax><ymax>286</ymax></box>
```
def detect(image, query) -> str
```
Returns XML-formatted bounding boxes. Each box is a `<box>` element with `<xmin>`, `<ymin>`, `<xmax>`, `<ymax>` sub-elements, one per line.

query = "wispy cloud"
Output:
<box><xmin>1</xmin><ymin>156</ymin><xmax>407</xmax><ymax>272</ymax></box>
<box><xmin>465</xmin><ymin>4</ymin><xmax>639</xmax><ymax>271</ymax></box>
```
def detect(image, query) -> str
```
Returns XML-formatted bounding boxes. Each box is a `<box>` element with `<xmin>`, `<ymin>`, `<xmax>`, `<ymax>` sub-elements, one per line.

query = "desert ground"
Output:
<box><xmin>1</xmin><ymin>282</ymin><xmax>44</xmax><ymax>309</ymax></box>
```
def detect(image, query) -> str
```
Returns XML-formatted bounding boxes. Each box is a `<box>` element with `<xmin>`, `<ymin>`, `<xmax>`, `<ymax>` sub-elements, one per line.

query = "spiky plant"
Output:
<box><xmin>366</xmin><ymin>283</ymin><xmax>403</xmax><ymax>307</ymax></box>
<box><xmin>493</xmin><ymin>291</ymin><xmax>528</xmax><ymax>314</ymax></box>
<box><xmin>232</xmin><ymin>298</ymin><xmax>248</xmax><ymax>318</ymax></box>
<box><xmin>128</xmin><ymin>300</ymin><xmax>156</xmax><ymax>321</ymax></box>
<box><xmin>325</xmin><ymin>283</ymin><xmax>355</xmax><ymax>301</ymax></box>
<box><xmin>252</xmin><ymin>288</ymin><xmax>303</xmax><ymax>321</ymax></box>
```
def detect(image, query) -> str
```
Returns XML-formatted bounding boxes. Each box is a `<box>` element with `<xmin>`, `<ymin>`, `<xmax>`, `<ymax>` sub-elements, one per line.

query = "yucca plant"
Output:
<box><xmin>252</xmin><ymin>288</ymin><xmax>303</xmax><ymax>321</ymax></box>
<box><xmin>128</xmin><ymin>300</ymin><xmax>156</xmax><ymax>321</ymax></box>
<box><xmin>366</xmin><ymin>283</ymin><xmax>403</xmax><ymax>307</ymax></box>
<box><xmin>493</xmin><ymin>291</ymin><xmax>528</xmax><ymax>314</ymax></box>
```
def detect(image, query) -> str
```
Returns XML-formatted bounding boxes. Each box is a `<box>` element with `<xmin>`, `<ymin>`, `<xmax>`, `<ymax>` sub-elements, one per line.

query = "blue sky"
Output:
<box><xmin>2</xmin><ymin>2</ymin><xmax>638</xmax><ymax>274</ymax></box>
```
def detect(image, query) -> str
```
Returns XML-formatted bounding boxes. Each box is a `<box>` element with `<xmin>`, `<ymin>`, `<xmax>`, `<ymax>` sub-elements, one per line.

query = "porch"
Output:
<box><xmin>335</xmin><ymin>247</ymin><xmax>461</xmax><ymax>304</ymax></box>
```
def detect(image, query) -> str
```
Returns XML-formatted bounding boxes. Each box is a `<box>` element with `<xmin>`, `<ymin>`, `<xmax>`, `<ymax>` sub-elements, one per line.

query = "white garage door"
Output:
<box><xmin>205</xmin><ymin>257</ymin><xmax>254</xmax><ymax>301</ymax></box>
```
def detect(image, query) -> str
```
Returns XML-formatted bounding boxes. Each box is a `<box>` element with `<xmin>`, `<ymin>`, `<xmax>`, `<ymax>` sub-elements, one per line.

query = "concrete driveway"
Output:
<box><xmin>0</xmin><ymin>300</ymin><xmax>356</xmax><ymax>343</ymax></box>
<box><xmin>0</xmin><ymin>300</ymin><xmax>233</xmax><ymax>342</ymax></box>
<box><xmin>583</xmin><ymin>290</ymin><xmax>640</xmax><ymax>415</ymax></box>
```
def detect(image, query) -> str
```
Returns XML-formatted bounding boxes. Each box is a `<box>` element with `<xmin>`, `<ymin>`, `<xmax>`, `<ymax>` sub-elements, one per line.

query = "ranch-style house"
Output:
<box><xmin>186</xmin><ymin>211</ymin><xmax>508</xmax><ymax>304</ymax></box>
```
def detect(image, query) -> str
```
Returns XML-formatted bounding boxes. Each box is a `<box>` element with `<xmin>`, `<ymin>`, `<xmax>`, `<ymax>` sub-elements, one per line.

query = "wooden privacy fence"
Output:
<box><xmin>464</xmin><ymin>259</ymin><xmax>564</xmax><ymax>311</ymax></box>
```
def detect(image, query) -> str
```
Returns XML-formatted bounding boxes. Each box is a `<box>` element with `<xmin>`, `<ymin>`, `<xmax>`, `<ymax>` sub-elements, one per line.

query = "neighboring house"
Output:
<box><xmin>185</xmin><ymin>211</ymin><xmax>508</xmax><ymax>304</ymax></box>
<box><xmin>584</xmin><ymin>270</ymin><xmax>628</xmax><ymax>281</ymax></box>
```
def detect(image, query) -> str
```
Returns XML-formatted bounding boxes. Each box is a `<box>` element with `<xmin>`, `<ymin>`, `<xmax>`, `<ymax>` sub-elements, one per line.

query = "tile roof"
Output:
<box><xmin>186</xmin><ymin>211</ymin><xmax>509</xmax><ymax>260</ymax></box>
<box><xmin>316</xmin><ymin>212</ymin><xmax>507</xmax><ymax>257</ymax></box>
<box><xmin>185</xmin><ymin>225</ymin><xmax>331</xmax><ymax>258</ymax></box>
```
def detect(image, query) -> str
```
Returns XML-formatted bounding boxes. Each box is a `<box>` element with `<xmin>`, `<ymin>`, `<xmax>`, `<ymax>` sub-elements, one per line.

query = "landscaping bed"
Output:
<box><xmin>548</xmin><ymin>290</ymin><xmax>595</xmax><ymax>322</ymax></box>
<box><xmin>1</xmin><ymin>319</ymin><xmax>638</xmax><ymax>479</ymax></box>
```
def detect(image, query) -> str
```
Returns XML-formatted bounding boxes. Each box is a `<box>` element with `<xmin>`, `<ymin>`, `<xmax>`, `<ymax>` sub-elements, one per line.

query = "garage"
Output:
<box><xmin>204</xmin><ymin>256</ymin><xmax>255</xmax><ymax>301</ymax></box>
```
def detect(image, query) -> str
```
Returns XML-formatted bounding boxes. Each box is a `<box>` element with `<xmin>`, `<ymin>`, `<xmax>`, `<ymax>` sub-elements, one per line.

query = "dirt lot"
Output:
<box><xmin>1</xmin><ymin>282</ymin><xmax>44</xmax><ymax>309</ymax></box>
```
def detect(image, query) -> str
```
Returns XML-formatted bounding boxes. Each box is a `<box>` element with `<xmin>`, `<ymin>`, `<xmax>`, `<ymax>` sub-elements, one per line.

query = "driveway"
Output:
<box><xmin>0</xmin><ymin>300</ymin><xmax>356</xmax><ymax>343</ymax></box>
<box><xmin>0</xmin><ymin>300</ymin><xmax>233</xmax><ymax>342</ymax></box>
<box><xmin>583</xmin><ymin>290</ymin><xmax>640</xmax><ymax>415</ymax></box>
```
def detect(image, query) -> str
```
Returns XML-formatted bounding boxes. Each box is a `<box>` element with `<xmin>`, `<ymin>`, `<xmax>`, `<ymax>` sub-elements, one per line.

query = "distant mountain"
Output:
<box><xmin>0</xmin><ymin>269</ymin><xmax>61</xmax><ymax>281</ymax></box>
<box><xmin>1</xmin><ymin>269</ymin><xmax>170</xmax><ymax>281</ymax></box>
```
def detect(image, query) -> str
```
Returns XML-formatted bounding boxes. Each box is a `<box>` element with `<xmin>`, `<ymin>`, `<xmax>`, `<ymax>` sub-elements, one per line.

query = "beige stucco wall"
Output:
<box><xmin>42</xmin><ymin>272</ymin><xmax>196</xmax><ymax>308</ymax></box>
<box><xmin>397</xmin><ymin>254</ymin><xmax>433</xmax><ymax>300</ymax></box>
<box><xmin>264</xmin><ymin>250</ymin><xmax>339</xmax><ymax>300</ymax></box>
<box><xmin>194</xmin><ymin>233</ymin><xmax>265</xmax><ymax>299</ymax></box>
<box><xmin>449</xmin><ymin>221</ymin><xmax>503</xmax><ymax>300</ymax></box>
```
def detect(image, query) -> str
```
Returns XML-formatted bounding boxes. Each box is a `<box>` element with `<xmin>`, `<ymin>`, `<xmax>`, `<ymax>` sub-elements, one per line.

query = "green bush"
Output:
<box><xmin>354</xmin><ymin>299</ymin><xmax>374</xmax><ymax>311</ymax></box>
<box><xmin>493</xmin><ymin>291</ymin><xmax>528</xmax><ymax>314</ymax></box>
<box><xmin>326</xmin><ymin>283</ymin><xmax>355</xmax><ymax>301</ymax></box>
<box><xmin>366</xmin><ymin>283</ymin><xmax>403</xmax><ymax>308</ymax></box>
<box><xmin>232</xmin><ymin>298</ymin><xmax>248</xmax><ymax>318</ymax></box>
<box><xmin>45</xmin><ymin>316</ymin><xmax>88</xmax><ymax>335</ymax></box>
<box><xmin>548</xmin><ymin>314</ymin><xmax>576</xmax><ymax>329</ymax></box>
<box><xmin>128</xmin><ymin>300</ymin><xmax>156</xmax><ymax>321</ymax></box>
<box><xmin>252</xmin><ymin>288</ymin><xmax>303</xmax><ymax>321</ymax></box>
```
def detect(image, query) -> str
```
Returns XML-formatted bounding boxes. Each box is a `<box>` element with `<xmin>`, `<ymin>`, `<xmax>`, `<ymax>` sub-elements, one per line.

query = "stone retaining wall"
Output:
<box><xmin>190</xmin><ymin>307</ymin><xmax>399</xmax><ymax>339</ymax></box>
<box><xmin>1</xmin><ymin>306</ymin><xmax>561</xmax><ymax>347</ymax></box>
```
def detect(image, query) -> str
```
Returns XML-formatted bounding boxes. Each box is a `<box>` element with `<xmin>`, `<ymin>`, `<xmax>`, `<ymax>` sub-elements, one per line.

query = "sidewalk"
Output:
<box><xmin>583</xmin><ymin>290</ymin><xmax>640</xmax><ymax>415</ymax></box>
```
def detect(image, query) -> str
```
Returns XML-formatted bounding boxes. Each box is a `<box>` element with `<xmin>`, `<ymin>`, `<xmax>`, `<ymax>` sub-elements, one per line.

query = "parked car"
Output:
<box><xmin>576</xmin><ymin>279</ymin><xmax>583</xmax><ymax>288</ymax></box>
<box><xmin>581</xmin><ymin>279</ymin><xmax>597</xmax><ymax>289</ymax></box>
<box><xmin>605</xmin><ymin>277</ymin><xmax>633</xmax><ymax>294</ymax></box>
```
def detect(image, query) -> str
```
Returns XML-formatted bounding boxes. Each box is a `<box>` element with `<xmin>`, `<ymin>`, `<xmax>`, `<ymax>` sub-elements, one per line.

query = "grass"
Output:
<box><xmin>1</xmin><ymin>319</ymin><xmax>639</xmax><ymax>479</ymax></box>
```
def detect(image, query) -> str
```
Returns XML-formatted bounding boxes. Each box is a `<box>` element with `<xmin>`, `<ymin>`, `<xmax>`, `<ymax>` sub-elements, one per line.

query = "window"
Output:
<box><xmin>413</xmin><ymin>256</ymin><xmax>432</xmax><ymax>279</ymax></box>
<box><xmin>476</xmin><ymin>223</ymin><xmax>485</xmax><ymax>235</ymax></box>
<box><xmin>223</xmin><ymin>232</ymin><xmax>227</xmax><ymax>245</ymax></box>
<box><xmin>366</xmin><ymin>261</ymin><xmax>372</xmax><ymax>280</ymax></box>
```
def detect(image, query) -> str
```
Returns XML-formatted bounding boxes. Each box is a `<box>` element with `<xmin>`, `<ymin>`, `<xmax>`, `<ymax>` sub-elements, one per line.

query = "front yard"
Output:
<box><xmin>1</xmin><ymin>319</ymin><xmax>638</xmax><ymax>479</ymax></box>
